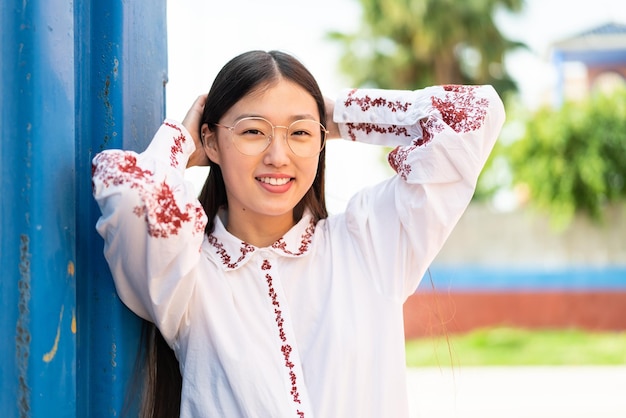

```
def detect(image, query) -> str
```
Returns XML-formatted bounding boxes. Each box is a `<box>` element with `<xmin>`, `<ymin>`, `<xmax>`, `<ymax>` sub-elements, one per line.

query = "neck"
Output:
<box><xmin>225</xmin><ymin>209</ymin><xmax>296</xmax><ymax>248</ymax></box>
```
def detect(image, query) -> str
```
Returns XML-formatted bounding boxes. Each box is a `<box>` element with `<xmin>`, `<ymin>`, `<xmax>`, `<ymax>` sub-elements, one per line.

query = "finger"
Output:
<box><xmin>193</xmin><ymin>94</ymin><xmax>207</xmax><ymax>111</ymax></box>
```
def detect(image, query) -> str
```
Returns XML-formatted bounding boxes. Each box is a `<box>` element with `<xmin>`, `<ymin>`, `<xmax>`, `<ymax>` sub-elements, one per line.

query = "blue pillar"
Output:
<box><xmin>1</xmin><ymin>0</ymin><xmax>167</xmax><ymax>416</ymax></box>
<box><xmin>75</xmin><ymin>0</ymin><xmax>167</xmax><ymax>416</ymax></box>
<box><xmin>1</xmin><ymin>1</ymin><xmax>77</xmax><ymax>416</ymax></box>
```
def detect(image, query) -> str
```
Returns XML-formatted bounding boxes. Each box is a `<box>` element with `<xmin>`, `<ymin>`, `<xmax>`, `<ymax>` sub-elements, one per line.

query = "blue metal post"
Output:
<box><xmin>75</xmin><ymin>0</ymin><xmax>168</xmax><ymax>416</ymax></box>
<box><xmin>1</xmin><ymin>0</ymin><xmax>167</xmax><ymax>416</ymax></box>
<box><xmin>1</xmin><ymin>1</ymin><xmax>77</xmax><ymax>416</ymax></box>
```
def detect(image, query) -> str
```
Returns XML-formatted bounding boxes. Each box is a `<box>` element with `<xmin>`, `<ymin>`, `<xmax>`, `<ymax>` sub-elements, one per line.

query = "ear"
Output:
<box><xmin>201</xmin><ymin>123</ymin><xmax>221</xmax><ymax>164</ymax></box>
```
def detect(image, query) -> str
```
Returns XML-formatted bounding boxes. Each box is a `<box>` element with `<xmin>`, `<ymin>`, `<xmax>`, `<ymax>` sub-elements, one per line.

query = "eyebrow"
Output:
<box><xmin>234</xmin><ymin>113</ymin><xmax>319</xmax><ymax>123</ymax></box>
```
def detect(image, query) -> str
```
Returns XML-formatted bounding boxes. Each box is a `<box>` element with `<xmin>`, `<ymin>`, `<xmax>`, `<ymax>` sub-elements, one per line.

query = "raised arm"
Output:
<box><xmin>92</xmin><ymin>120</ymin><xmax>208</xmax><ymax>341</ymax></box>
<box><xmin>333</xmin><ymin>85</ymin><xmax>505</xmax><ymax>301</ymax></box>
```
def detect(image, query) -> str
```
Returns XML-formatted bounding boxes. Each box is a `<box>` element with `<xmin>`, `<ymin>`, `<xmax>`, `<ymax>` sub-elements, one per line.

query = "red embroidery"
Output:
<box><xmin>191</xmin><ymin>206</ymin><xmax>206</xmax><ymax>237</ymax></box>
<box><xmin>272</xmin><ymin>220</ymin><xmax>315</xmax><ymax>256</ymax></box>
<box><xmin>93</xmin><ymin>153</ymin><xmax>152</xmax><ymax>188</ymax></box>
<box><xmin>164</xmin><ymin>122</ymin><xmax>187</xmax><ymax>168</ymax></box>
<box><xmin>264</xmin><ymin>261</ymin><xmax>304</xmax><ymax>413</ymax></box>
<box><xmin>419</xmin><ymin>116</ymin><xmax>444</xmax><ymax>145</ymax></box>
<box><xmin>388</xmin><ymin>86</ymin><xmax>490</xmax><ymax>180</ymax></box>
<box><xmin>133</xmin><ymin>181</ymin><xmax>194</xmax><ymax>238</ymax></box>
<box><xmin>434</xmin><ymin>85</ymin><xmax>489</xmax><ymax>133</ymax></box>
<box><xmin>344</xmin><ymin>123</ymin><xmax>410</xmax><ymax>142</ymax></box>
<box><xmin>93</xmin><ymin>151</ymin><xmax>206</xmax><ymax>238</ymax></box>
<box><xmin>341</xmin><ymin>90</ymin><xmax>413</xmax><ymax>141</ymax></box>
<box><xmin>207</xmin><ymin>236</ymin><xmax>255</xmax><ymax>269</ymax></box>
<box><xmin>387</xmin><ymin>117</ymin><xmax>441</xmax><ymax>180</ymax></box>
<box><xmin>388</xmin><ymin>145</ymin><xmax>414</xmax><ymax>180</ymax></box>
<box><xmin>344</xmin><ymin>89</ymin><xmax>411</xmax><ymax>113</ymax></box>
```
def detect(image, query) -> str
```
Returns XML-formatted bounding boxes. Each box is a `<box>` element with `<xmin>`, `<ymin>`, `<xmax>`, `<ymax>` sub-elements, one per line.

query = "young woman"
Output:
<box><xmin>92</xmin><ymin>50</ymin><xmax>505</xmax><ymax>417</ymax></box>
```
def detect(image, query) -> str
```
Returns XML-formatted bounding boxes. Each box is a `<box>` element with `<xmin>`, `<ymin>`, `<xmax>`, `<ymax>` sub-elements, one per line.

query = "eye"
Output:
<box><xmin>289</xmin><ymin>120</ymin><xmax>322</xmax><ymax>144</ymax></box>
<box><xmin>290</xmin><ymin>129</ymin><xmax>313</xmax><ymax>137</ymax></box>
<box><xmin>242</xmin><ymin>128</ymin><xmax>266</xmax><ymax>136</ymax></box>
<box><xmin>235</xmin><ymin>118</ymin><xmax>271</xmax><ymax>138</ymax></box>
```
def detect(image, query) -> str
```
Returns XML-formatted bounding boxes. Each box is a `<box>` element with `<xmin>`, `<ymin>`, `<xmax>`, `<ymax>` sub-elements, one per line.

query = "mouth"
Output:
<box><xmin>256</xmin><ymin>176</ymin><xmax>293</xmax><ymax>186</ymax></box>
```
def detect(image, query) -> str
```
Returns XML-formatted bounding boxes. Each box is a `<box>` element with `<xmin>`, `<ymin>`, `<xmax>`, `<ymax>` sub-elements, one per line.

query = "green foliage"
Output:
<box><xmin>507</xmin><ymin>90</ymin><xmax>626</xmax><ymax>229</ymax></box>
<box><xmin>327</xmin><ymin>0</ymin><xmax>524</xmax><ymax>97</ymax></box>
<box><xmin>406</xmin><ymin>327</ymin><xmax>626</xmax><ymax>366</ymax></box>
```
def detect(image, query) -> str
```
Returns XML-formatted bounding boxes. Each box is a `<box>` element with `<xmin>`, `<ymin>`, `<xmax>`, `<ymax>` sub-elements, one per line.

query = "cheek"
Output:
<box><xmin>301</xmin><ymin>160</ymin><xmax>319</xmax><ymax>186</ymax></box>
<box><xmin>220</xmin><ymin>158</ymin><xmax>248</xmax><ymax>186</ymax></box>
<box><xmin>219</xmin><ymin>151</ymin><xmax>260</xmax><ymax>190</ymax></box>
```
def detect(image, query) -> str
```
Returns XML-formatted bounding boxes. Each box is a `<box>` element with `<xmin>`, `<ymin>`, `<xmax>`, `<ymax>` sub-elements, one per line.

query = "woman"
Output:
<box><xmin>93</xmin><ymin>50</ymin><xmax>505</xmax><ymax>417</ymax></box>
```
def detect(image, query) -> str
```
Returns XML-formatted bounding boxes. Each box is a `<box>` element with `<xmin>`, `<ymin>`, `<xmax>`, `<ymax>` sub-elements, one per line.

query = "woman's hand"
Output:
<box><xmin>183</xmin><ymin>94</ymin><xmax>210</xmax><ymax>168</ymax></box>
<box><xmin>325</xmin><ymin>97</ymin><xmax>341</xmax><ymax>140</ymax></box>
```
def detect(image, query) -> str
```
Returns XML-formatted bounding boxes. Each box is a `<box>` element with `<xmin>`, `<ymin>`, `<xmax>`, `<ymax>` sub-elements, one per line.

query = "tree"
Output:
<box><xmin>506</xmin><ymin>89</ymin><xmax>626</xmax><ymax>229</ymax></box>
<box><xmin>328</xmin><ymin>0</ymin><xmax>524</xmax><ymax>98</ymax></box>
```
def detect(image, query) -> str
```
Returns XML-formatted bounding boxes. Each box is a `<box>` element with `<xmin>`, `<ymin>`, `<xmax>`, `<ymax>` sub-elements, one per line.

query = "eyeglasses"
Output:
<box><xmin>214</xmin><ymin>117</ymin><xmax>328</xmax><ymax>158</ymax></box>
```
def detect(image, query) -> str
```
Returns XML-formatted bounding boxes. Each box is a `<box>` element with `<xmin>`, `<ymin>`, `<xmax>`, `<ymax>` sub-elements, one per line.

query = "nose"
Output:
<box><xmin>263</xmin><ymin>127</ymin><xmax>291</xmax><ymax>166</ymax></box>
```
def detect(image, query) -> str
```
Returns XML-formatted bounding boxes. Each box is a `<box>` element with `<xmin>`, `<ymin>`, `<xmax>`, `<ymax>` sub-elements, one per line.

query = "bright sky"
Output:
<box><xmin>166</xmin><ymin>0</ymin><xmax>626</xmax><ymax>213</ymax></box>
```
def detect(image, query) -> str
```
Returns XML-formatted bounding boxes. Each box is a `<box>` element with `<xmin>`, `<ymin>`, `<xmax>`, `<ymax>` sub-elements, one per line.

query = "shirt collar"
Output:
<box><xmin>205</xmin><ymin>211</ymin><xmax>317</xmax><ymax>271</ymax></box>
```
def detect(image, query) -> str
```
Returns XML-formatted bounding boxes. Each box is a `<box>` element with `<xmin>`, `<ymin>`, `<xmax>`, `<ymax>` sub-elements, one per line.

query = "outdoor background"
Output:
<box><xmin>167</xmin><ymin>0</ymin><xmax>626</xmax><ymax>212</ymax></box>
<box><xmin>165</xmin><ymin>1</ymin><xmax>626</xmax><ymax>417</ymax></box>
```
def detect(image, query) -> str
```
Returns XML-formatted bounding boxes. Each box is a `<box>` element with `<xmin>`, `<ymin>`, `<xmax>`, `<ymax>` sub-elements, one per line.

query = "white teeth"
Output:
<box><xmin>258</xmin><ymin>177</ymin><xmax>291</xmax><ymax>186</ymax></box>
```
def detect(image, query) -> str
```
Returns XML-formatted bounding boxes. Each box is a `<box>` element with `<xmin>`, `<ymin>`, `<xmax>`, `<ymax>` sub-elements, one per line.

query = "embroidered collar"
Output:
<box><xmin>205</xmin><ymin>211</ymin><xmax>317</xmax><ymax>271</ymax></box>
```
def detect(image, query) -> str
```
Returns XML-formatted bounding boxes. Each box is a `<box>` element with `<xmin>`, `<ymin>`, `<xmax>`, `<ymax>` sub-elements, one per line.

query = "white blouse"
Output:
<box><xmin>93</xmin><ymin>85</ymin><xmax>505</xmax><ymax>417</ymax></box>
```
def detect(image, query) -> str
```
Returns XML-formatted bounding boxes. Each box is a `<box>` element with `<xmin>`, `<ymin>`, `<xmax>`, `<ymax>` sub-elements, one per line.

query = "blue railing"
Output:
<box><xmin>419</xmin><ymin>266</ymin><xmax>626</xmax><ymax>292</ymax></box>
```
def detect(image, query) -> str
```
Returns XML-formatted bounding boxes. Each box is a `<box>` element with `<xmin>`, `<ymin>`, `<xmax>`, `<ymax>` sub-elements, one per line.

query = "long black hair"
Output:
<box><xmin>199</xmin><ymin>50</ymin><xmax>328</xmax><ymax>233</ymax></box>
<box><xmin>132</xmin><ymin>50</ymin><xmax>329</xmax><ymax>417</ymax></box>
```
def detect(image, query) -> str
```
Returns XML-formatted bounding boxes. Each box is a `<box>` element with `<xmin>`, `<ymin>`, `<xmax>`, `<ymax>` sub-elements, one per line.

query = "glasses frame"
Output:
<box><xmin>214</xmin><ymin>116</ymin><xmax>328</xmax><ymax>158</ymax></box>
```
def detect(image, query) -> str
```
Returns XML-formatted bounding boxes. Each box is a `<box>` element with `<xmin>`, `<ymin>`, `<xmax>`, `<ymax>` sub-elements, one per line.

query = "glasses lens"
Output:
<box><xmin>229</xmin><ymin>117</ymin><xmax>326</xmax><ymax>157</ymax></box>
<box><xmin>231</xmin><ymin>118</ymin><xmax>272</xmax><ymax>155</ymax></box>
<box><xmin>287</xmin><ymin>120</ymin><xmax>326</xmax><ymax>157</ymax></box>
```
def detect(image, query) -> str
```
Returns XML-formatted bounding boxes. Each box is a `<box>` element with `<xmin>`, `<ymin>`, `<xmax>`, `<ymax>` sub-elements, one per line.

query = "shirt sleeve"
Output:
<box><xmin>333</xmin><ymin>85</ymin><xmax>505</xmax><ymax>302</ymax></box>
<box><xmin>92</xmin><ymin>119</ymin><xmax>208</xmax><ymax>342</ymax></box>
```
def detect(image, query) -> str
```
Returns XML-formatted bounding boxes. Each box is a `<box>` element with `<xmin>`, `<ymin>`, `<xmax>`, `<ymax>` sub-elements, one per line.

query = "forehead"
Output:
<box><xmin>225</xmin><ymin>79</ymin><xmax>319</xmax><ymax>122</ymax></box>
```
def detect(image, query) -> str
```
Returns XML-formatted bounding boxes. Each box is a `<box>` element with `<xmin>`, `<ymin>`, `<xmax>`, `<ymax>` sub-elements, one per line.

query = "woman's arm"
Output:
<box><xmin>333</xmin><ymin>85</ymin><xmax>505</xmax><ymax>301</ymax></box>
<box><xmin>92</xmin><ymin>119</ymin><xmax>208</xmax><ymax>341</ymax></box>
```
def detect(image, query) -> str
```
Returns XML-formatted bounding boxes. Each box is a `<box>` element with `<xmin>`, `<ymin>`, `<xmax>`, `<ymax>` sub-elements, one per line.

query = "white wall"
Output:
<box><xmin>435</xmin><ymin>203</ymin><xmax>626</xmax><ymax>269</ymax></box>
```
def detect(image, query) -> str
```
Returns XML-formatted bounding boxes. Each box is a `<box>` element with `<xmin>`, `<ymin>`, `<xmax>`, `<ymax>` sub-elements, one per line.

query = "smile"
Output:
<box><xmin>257</xmin><ymin>177</ymin><xmax>292</xmax><ymax>186</ymax></box>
